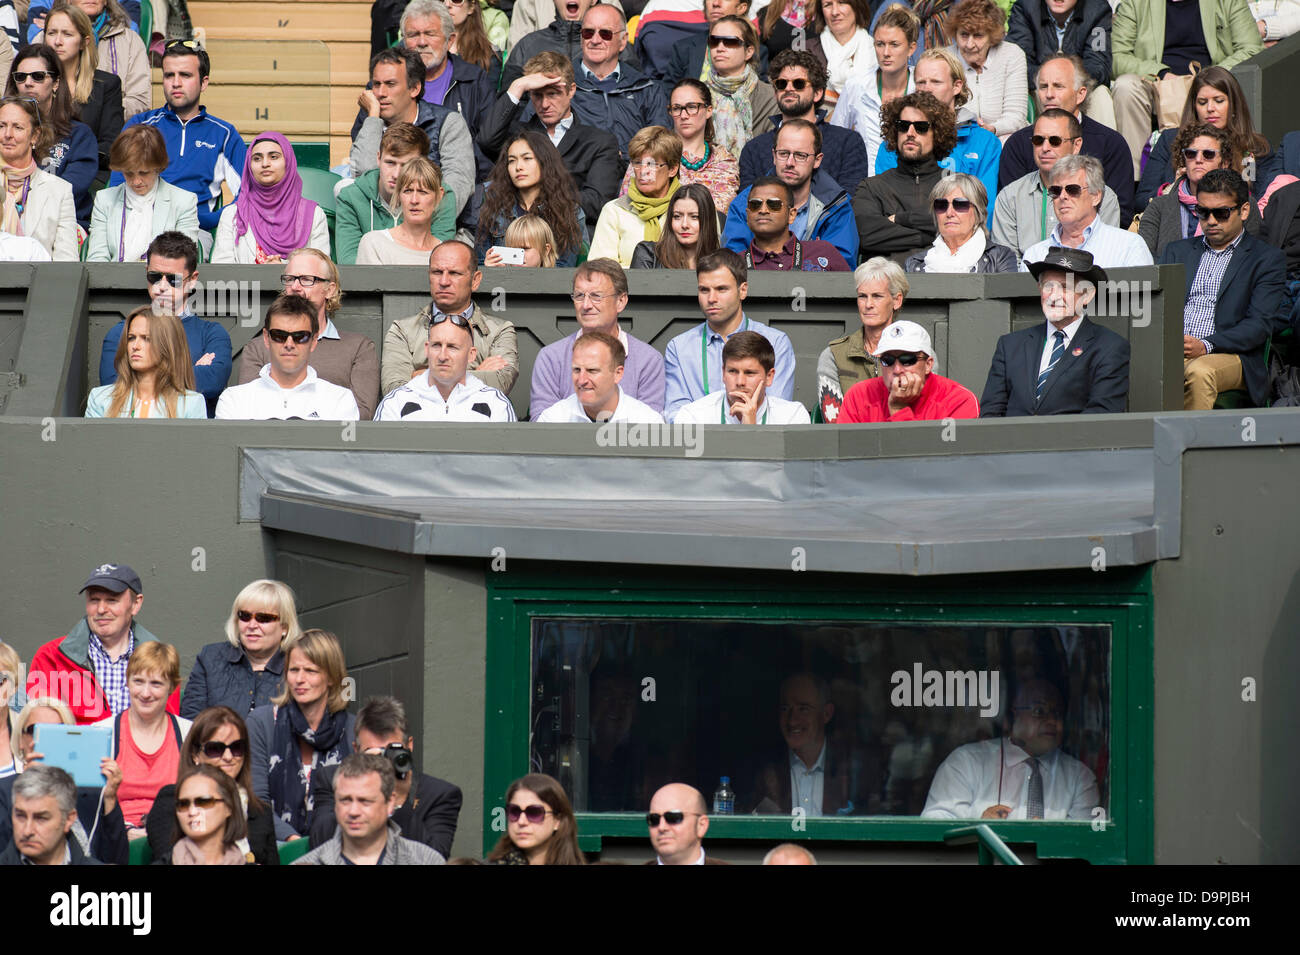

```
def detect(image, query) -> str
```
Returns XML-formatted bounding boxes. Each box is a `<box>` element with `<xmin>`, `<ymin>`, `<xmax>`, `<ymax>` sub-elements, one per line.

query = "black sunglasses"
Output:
<box><xmin>774</xmin><ymin>78</ymin><xmax>809</xmax><ymax>91</ymax></box>
<box><xmin>506</xmin><ymin>803</ymin><xmax>553</xmax><ymax>824</ymax></box>
<box><xmin>146</xmin><ymin>270</ymin><xmax>185</xmax><ymax>288</ymax></box>
<box><xmin>1194</xmin><ymin>204</ymin><xmax>1238</xmax><ymax>222</ymax></box>
<box><xmin>1031</xmin><ymin>134</ymin><xmax>1075</xmax><ymax>147</ymax></box>
<box><xmin>237</xmin><ymin>610</ymin><xmax>280</xmax><ymax>623</ymax></box>
<box><xmin>266</xmin><ymin>328</ymin><xmax>313</xmax><ymax>344</ymax></box>
<box><xmin>200</xmin><ymin>740</ymin><xmax>247</xmax><ymax>760</ymax></box>
<box><xmin>646</xmin><ymin>810</ymin><xmax>697</xmax><ymax>826</ymax></box>
<box><xmin>879</xmin><ymin>353</ymin><xmax>922</xmax><ymax>367</ymax></box>
<box><xmin>708</xmin><ymin>34</ymin><xmax>744</xmax><ymax>48</ymax></box>
<box><xmin>933</xmin><ymin>197</ymin><xmax>973</xmax><ymax>213</ymax></box>
<box><xmin>895</xmin><ymin>119</ymin><xmax>931</xmax><ymax>134</ymax></box>
<box><xmin>1047</xmin><ymin>183</ymin><xmax>1086</xmax><ymax>199</ymax></box>
<box><xmin>12</xmin><ymin>71</ymin><xmax>53</xmax><ymax>84</ymax></box>
<box><xmin>1183</xmin><ymin>148</ymin><xmax>1220</xmax><ymax>162</ymax></box>
<box><xmin>175</xmin><ymin>796</ymin><xmax>222</xmax><ymax>810</ymax></box>
<box><xmin>747</xmin><ymin>197</ymin><xmax>785</xmax><ymax>212</ymax></box>
<box><xmin>580</xmin><ymin>27</ymin><xmax>619</xmax><ymax>41</ymax></box>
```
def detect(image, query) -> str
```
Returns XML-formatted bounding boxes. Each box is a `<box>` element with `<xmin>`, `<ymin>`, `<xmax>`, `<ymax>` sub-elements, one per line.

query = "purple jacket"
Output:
<box><xmin>529</xmin><ymin>331</ymin><xmax>666</xmax><ymax>418</ymax></box>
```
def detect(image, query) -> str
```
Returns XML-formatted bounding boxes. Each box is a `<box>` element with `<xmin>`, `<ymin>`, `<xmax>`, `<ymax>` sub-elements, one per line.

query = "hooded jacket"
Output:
<box><xmin>334</xmin><ymin>169</ymin><xmax>460</xmax><ymax>265</ymax></box>
<box><xmin>724</xmin><ymin>168</ymin><xmax>860</xmax><ymax>265</ymax></box>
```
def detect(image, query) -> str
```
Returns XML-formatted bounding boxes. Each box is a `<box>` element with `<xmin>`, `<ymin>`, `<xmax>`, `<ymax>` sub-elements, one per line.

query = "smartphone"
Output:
<box><xmin>33</xmin><ymin>724</ymin><xmax>112</xmax><ymax>788</ymax></box>
<box><xmin>488</xmin><ymin>245</ymin><xmax>526</xmax><ymax>266</ymax></box>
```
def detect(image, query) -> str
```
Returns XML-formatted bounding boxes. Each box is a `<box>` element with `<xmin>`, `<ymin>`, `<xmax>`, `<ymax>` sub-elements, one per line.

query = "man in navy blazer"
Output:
<box><xmin>981</xmin><ymin>246</ymin><xmax>1131</xmax><ymax>416</ymax></box>
<box><xmin>1158</xmin><ymin>169</ymin><xmax>1289</xmax><ymax>410</ymax></box>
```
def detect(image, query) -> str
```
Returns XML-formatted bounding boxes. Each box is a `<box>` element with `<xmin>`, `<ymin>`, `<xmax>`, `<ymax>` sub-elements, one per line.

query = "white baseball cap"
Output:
<box><xmin>872</xmin><ymin>320</ymin><xmax>933</xmax><ymax>359</ymax></box>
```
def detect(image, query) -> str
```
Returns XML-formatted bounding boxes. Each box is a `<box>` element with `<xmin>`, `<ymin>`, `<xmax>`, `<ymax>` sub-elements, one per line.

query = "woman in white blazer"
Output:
<box><xmin>0</xmin><ymin>97</ymin><xmax>78</xmax><ymax>261</ymax></box>
<box><xmin>87</xmin><ymin>125</ymin><xmax>200</xmax><ymax>262</ymax></box>
<box><xmin>211</xmin><ymin>131</ymin><xmax>329</xmax><ymax>264</ymax></box>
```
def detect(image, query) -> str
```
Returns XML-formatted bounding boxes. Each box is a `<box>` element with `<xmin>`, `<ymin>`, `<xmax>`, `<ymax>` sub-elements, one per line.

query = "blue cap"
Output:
<box><xmin>79</xmin><ymin>563</ymin><xmax>142</xmax><ymax>595</ymax></box>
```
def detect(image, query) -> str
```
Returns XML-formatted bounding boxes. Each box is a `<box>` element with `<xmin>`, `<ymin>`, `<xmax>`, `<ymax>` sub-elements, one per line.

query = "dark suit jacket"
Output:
<box><xmin>980</xmin><ymin>317</ymin><xmax>1131</xmax><ymax>417</ymax></box>
<box><xmin>1262</xmin><ymin>178</ymin><xmax>1300</xmax><ymax>277</ymax></box>
<box><xmin>643</xmin><ymin>854</ymin><xmax>731</xmax><ymax>865</ymax></box>
<box><xmin>0</xmin><ymin>775</ymin><xmax>127</xmax><ymax>865</ymax></box>
<box><xmin>746</xmin><ymin>739</ymin><xmax>875</xmax><ymax>816</ymax></box>
<box><xmin>999</xmin><ymin>114</ymin><xmax>1134</xmax><ymax>225</ymax></box>
<box><xmin>308</xmin><ymin>766</ymin><xmax>462</xmax><ymax>860</ymax></box>
<box><xmin>1158</xmin><ymin>232</ymin><xmax>1289</xmax><ymax>405</ymax></box>
<box><xmin>1138</xmin><ymin>182</ymin><xmax>1260</xmax><ymax>258</ymax></box>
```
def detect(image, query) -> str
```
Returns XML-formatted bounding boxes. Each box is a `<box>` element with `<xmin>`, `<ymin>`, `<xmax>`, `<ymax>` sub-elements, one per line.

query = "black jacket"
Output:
<box><xmin>78</xmin><ymin>70</ymin><xmax>125</xmax><ymax>180</ymax></box>
<box><xmin>980</xmin><ymin>317</ymin><xmax>1131</xmax><ymax>417</ymax></box>
<box><xmin>477</xmin><ymin>96</ymin><xmax>623</xmax><ymax>227</ymax></box>
<box><xmin>1261</xmin><ymin>178</ymin><xmax>1300</xmax><ymax>278</ymax></box>
<box><xmin>0</xmin><ymin>834</ymin><xmax>102</xmax><ymax>865</ymax></box>
<box><xmin>1000</xmin><ymin>114</ymin><xmax>1135</xmax><ymax>226</ymax></box>
<box><xmin>146</xmin><ymin>782</ymin><xmax>278</xmax><ymax>864</ymax></box>
<box><xmin>739</xmin><ymin>110</ymin><xmax>871</xmax><ymax>198</ymax></box>
<box><xmin>308</xmin><ymin>765</ymin><xmax>463</xmax><ymax>860</ymax></box>
<box><xmin>1159</xmin><ymin>232</ymin><xmax>1290</xmax><ymax>406</ymax></box>
<box><xmin>0</xmin><ymin>774</ymin><xmax>127</xmax><ymax>864</ymax></box>
<box><xmin>1006</xmin><ymin>0</ymin><xmax>1114</xmax><ymax>88</ymax></box>
<box><xmin>852</xmin><ymin>155</ymin><xmax>946</xmax><ymax>262</ymax></box>
<box><xmin>180</xmin><ymin>642</ymin><xmax>285</xmax><ymax>720</ymax></box>
<box><xmin>905</xmin><ymin>240</ymin><xmax>1021</xmax><ymax>273</ymax></box>
<box><xmin>1137</xmin><ymin>128</ymin><xmax>1284</xmax><ymax>212</ymax></box>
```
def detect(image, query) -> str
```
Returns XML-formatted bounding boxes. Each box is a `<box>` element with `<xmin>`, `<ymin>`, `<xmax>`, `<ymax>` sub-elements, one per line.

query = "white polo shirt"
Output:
<box><xmin>535</xmin><ymin>387</ymin><xmax>665</xmax><ymax>423</ymax></box>
<box><xmin>374</xmin><ymin>372</ymin><xmax>516</xmax><ymax>421</ymax></box>
<box><xmin>672</xmin><ymin>391</ymin><xmax>812</xmax><ymax>425</ymax></box>
<box><xmin>215</xmin><ymin>365</ymin><xmax>360</xmax><ymax>420</ymax></box>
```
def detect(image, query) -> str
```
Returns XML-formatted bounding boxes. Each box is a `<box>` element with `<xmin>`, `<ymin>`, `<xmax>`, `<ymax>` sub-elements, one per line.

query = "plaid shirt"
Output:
<box><xmin>87</xmin><ymin>627</ymin><xmax>135</xmax><ymax>715</ymax></box>
<box><xmin>1184</xmin><ymin>231</ymin><xmax>1246</xmax><ymax>351</ymax></box>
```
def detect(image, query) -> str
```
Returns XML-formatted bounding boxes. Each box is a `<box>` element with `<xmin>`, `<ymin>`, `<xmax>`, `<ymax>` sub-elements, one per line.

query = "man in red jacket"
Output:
<box><xmin>25</xmin><ymin>564</ymin><xmax>178</xmax><ymax>724</ymax></box>
<box><xmin>838</xmin><ymin>321</ymin><xmax>980</xmax><ymax>422</ymax></box>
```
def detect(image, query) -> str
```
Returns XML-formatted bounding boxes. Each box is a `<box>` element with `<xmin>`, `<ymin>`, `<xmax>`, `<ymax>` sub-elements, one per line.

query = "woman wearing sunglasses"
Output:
<box><xmin>180</xmin><ymin>580</ymin><xmax>303</xmax><ymax>720</ymax></box>
<box><xmin>212</xmin><ymin>131</ymin><xmax>330</xmax><ymax>264</ymax></box>
<box><xmin>905</xmin><ymin>173</ymin><xmax>1018</xmax><ymax>272</ymax></box>
<box><xmin>590</xmin><ymin>125</ymin><xmax>682</xmax><ymax>267</ymax></box>
<box><xmin>486</xmin><ymin>773</ymin><xmax>584</xmax><ymax>865</ymax></box>
<box><xmin>147</xmin><ymin>707</ymin><xmax>277</xmax><ymax>865</ymax></box>
<box><xmin>166</xmin><ymin>764</ymin><xmax>250</xmax><ymax>865</ymax></box>
<box><xmin>704</xmin><ymin>15</ymin><xmax>777</xmax><ymax>158</ymax></box>
<box><xmin>357</xmin><ymin>157</ymin><xmax>445</xmax><ymax>264</ymax></box>
<box><xmin>249</xmin><ymin>628</ymin><xmax>355</xmax><ymax>843</ymax></box>
<box><xmin>1138</xmin><ymin>124</ymin><xmax>1261</xmax><ymax>257</ymax></box>
<box><xmin>444</xmin><ymin>0</ymin><xmax>506</xmax><ymax>84</ymax></box>
<box><xmin>85</xmin><ymin>306</ymin><xmax>206</xmax><ymax>417</ymax></box>
<box><xmin>631</xmin><ymin>183</ymin><xmax>722</xmax><ymax>269</ymax></box>
<box><xmin>831</xmin><ymin>4</ymin><xmax>918</xmax><ymax>173</ymax></box>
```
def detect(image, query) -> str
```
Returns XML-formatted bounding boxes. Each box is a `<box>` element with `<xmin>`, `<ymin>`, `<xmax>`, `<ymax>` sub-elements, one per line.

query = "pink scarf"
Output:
<box><xmin>233</xmin><ymin>131</ymin><xmax>317</xmax><ymax>257</ymax></box>
<box><xmin>171</xmin><ymin>838</ymin><xmax>247</xmax><ymax>865</ymax></box>
<box><xmin>1175</xmin><ymin>177</ymin><xmax>1203</xmax><ymax>238</ymax></box>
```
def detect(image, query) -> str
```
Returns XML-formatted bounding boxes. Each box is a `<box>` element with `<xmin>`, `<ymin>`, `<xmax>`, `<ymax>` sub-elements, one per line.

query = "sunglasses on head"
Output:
<box><xmin>146</xmin><ymin>270</ymin><xmax>185</xmax><ymax>288</ymax></box>
<box><xmin>506</xmin><ymin>803</ymin><xmax>553</xmax><ymax>824</ymax></box>
<box><xmin>429</xmin><ymin>312</ymin><xmax>471</xmax><ymax>329</ymax></box>
<box><xmin>1031</xmin><ymin>134</ymin><xmax>1074</xmax><ymax>147</ymax></box>
<box><xmin>1047</xmin><ymin>183</ymin><xmax>1086</xmax><ymax>199</ymax></box>
<box><xmin>12</xmin><ymin>71</ymin><xmax>52</xmax><ymax>84</ymax></box>
<box><xmin>1183</xmin><ymin>148</ymin><xmax>1220</xmax><ymax>162</ymax></box>
<box><xmin>773</xmin><ymin>78</ymin><xmax>809</xmax><ymax>91</ymax></box>
<box><xmin>175</xmin><ymin>796</ymin><xmax>222</xmax><ymax>810</ymax></box>
<box><xmin>933</xmin><ymin>197</ymin><xmax>972</xmax><ymax>213</ymax></box>
<box><xmin>581</xmin><ymin>27</ymin><xmax>619</xmax><ymax>41</ymax></box>
<box><xmin>895</xmin><ymin>119</ymin><xmax>931</xmax><ymax>134</ymax></box>
<box><xmin>747</xmin><ymin>197</ymin><xmax>785</xmax><ymax>212</ymax></box>
<box><xmin>237</xmin><ymin>609</ymin><xmax>280</xmax><ymax>624</ymax></box>
<box><xmin>879</xmin><ymin>353</ymin><xmax>922</xmax><ymax>367</ymax></box>
<box><xmin>708</xmin><ymin>33</ymin><xmax>744</xmax><ymax>48</ymax></box>
<box><xmin>266</xmin><ymin>328</ymin><xmax>313</xmax><ymax>344</ymax></box>
<box><xmin>646</xmin><ymin>810</ymin><xmax>696</xmax><ymax>826</ymax></box>
<box><xmin>200</xmin><ymin>740</ymin><xmax>246</xmax><ymax>760</ymax></box>
<box><xmin>1194</xmin><ymin>204</ymin><xmax>1238</xmax><ymax>222</ymax></box>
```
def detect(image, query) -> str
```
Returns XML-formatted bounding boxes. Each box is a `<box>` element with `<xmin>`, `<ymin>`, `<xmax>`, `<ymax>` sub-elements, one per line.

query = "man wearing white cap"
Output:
<box><xmin>837</xmin><ymin>321</ymin><xmax>979</xmax><ymax>422</ymax></box>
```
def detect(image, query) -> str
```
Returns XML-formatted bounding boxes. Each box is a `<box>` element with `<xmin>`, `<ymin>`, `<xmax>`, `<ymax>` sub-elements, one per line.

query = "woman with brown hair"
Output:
<box><xmin>444</xmin><ymin>0</ymin><xmax>504</xmax><ymax>86</ymax></box>
<box><xmin>486</xmin><ymin>773</ymin><xmax>585</xmax><ymax>865</ymax></box>
<box><xmin>86</xmin><ymin>125</ymin><xmax>200</xmax><ymax>261</ymax></box>
<box><xmin>168</xmin><ymin>765</ymin><xmax>250</xmax><ymax>865</ymax></box>
<box><xmin>478</xmin><ymin>128</ymin><xmax>585</xmax><ymax>267</ymax></box>
<box><xmin>705</xmin><ymin>14</ymin><xmax>777</xmax><ymax>158</ymax></box>
<box><xmin>85</xmin><ymin>306</ymin><xmax>206</xmax><ymax>418</ymax></box>
<box><xmin>815</xmin><ymin>0</ymin><xmax>876</xmax><ymax>104</ymax></box>
<box><xmin>630</xmin><ymin>182</ymin><xmax>721</xmax><ymax>269</ymax></box>
<box><xmin>947</xmin><ymin>0</ymin><xmax>1026</xmax><ymax>139</ymax></box>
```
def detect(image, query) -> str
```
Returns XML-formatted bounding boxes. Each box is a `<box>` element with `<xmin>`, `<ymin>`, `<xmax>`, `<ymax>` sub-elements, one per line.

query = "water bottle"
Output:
<box><xmin>713</xmin><ymin>776</ymin><xmax>735</xmax><ymax>815</ymax></box>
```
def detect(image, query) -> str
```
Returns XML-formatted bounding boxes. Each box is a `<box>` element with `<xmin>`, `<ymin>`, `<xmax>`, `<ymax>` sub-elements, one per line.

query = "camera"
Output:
<box><xmin>382</xmin><ymin>742</ymin><xmax>414</xmax><ymax>779</ymax></box>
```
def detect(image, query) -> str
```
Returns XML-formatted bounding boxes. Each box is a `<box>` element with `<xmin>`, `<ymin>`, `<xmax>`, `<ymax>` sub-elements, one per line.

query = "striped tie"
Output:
<box><xmin>1036</xmin><ymin>330</ymin><xmax>1066</xmax><ymax>401</ymax></box>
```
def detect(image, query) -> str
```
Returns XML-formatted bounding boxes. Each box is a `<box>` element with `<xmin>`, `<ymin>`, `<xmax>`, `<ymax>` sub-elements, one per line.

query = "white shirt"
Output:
<box><xmin>1021</xmin><ymin>218</ymin><xmax>1154</xmax><ymax>270</ymax></box>
<box><xmin>921</xmin><ymin>737</ymin><xmax>1100</xmax><ymax>821</ymax></box>
<box><xmin>215</xmin><ymin>364</ymin><xmax>360</xmax><ymax>420</ymax></box>
<box><xmin>536</xmin><ymin>387</ymin><xmax>664</xmax><ymax>423</ymax></box>
<box><xmin>121</xmin><ymin>180</ymin><xmax>157</xmax><ymax>263</ymax></box>
<box><xmin>790</xmin><ymin>742</ymin><xmax>826</xmax><ymax>818</ymax></box>
<box><xmin>672</xmin><ymin>391</ymin><xmax>812</xmax><ymax>425</ymax></box>
<box><xmin>0</xmin><ymin>232</ymin><xmax>52</xmax><ymax>262</ymax></box>
<box><xmin>1037</xmin><ymin>316</ymin><xmax>1085</xmax><ymax>376</ymax></box>
<box><xmin>374</xmin><ymin>372</ymin><xmax>516</xmax><ymax>422</ymax></box>
<box><xmin>656</xmin><ymin>846</ymin><xmax>706</xmax><ymax>865</ymax></box>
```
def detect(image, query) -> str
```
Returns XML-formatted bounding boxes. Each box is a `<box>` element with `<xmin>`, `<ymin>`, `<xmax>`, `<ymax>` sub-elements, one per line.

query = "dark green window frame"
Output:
<box><xmin>485</xmin><ymin>566</ymin><xmax>1154</xmax><ymax>864</ymax></box>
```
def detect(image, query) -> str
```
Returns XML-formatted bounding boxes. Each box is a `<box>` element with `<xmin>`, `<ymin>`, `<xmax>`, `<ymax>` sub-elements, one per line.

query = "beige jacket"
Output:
<box><xmin>381</xmin><ymin>304</ymin><xmax>519</xmax><ymax>396</ymax></box>
<box><xmin>21</xmin><ymin>168</ymin><xmax>79</xmax><ymax>261</ymax></box>
<box><xmin>99</xmin><ymin>21</ymin><xmax>152</xmax><ymax>118</ymax></box>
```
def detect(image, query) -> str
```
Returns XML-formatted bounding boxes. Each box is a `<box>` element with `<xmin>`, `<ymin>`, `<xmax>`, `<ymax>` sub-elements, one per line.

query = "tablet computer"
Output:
<box><xmin>32</xmin><ymin>724</ymin><xmax>112</xmax><ymax>789</ymax></box>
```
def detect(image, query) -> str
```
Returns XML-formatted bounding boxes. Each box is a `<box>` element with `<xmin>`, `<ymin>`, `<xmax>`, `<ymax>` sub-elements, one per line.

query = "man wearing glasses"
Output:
<box><xmin>570</xmin><ymin>4</ymin><xmax>669</xmax><ymax>161</ymax></box>
<box><xmin>723</xmin><ymin>120</ymin><xmax>858</xmax><ymax>266</ymax></box>
<box><xmin>215</xmin><ymin>296</ymin><xmax>360</xmax><ymax>420</ymax></box>
<box><xmin>97</xmin><ymin>231</ymin><xmax>231</xmax><ymax>417</ymax></box>
<box><xmin>529</xmin><ymin>258</ymin><xmax>666</xmax><ymax>418</ymax></box>
<box><xmin>923</xmin><ymin>678</ymin><xmax>1100</xmax><ymax>820</ymax></box>
<box><xmin>736</xmin><ymin>177</ymin><xmax>850</xmax><ymax>272</ymax></box>
<box><xmin>1159</xmin><ymin>168</ymin><xmax>1289</xmax><ymax>410</ymax></box>
<box><xmin>236</xmin><ymin>250</ymin><xmax>380</xmax><ymax>419</ymax></box>
<box><xmin>504</xmin><ymin>0</ymin><xmax>629</xmax><ymax>88</ymax></box>
<box><xmin>645</xmin><ymin>783</ymin><xmax>728</xmax><ymax>865</ymax></box>
<box><xmin>839</xmin><ymin>320</ymin><xmax>978</xmax><ymax>422</ymax></box>
<box><xmin>1020</xmin><ymin>154</ymin><xmax>1152</xmax><ymax>269</ymax></box>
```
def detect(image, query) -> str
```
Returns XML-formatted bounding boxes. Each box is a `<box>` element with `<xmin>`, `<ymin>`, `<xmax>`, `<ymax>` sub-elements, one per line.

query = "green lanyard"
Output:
<box><xmin>700</xmin><ymin>317</ymin><xmax>749</xmax><ymax>395</ymax></box>
<box><xmin>1041</xmin><ymin>190</ymin><xmax>1049</xmax><ymax>245</ymax></box>
<box><xmin>720</xmin><ymin>398</ymin><xmax>769</xmax><ymax>424</ymax></box>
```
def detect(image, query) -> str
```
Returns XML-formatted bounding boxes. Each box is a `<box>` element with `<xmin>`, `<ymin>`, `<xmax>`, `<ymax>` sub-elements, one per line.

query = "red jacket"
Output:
<box><xmin>26</xmin><ymin>619</ymin><xmax>180</xmax><ymax>725</ymax></box>
<box><xmin>839</xmin><ymin>373</ymin><xmax>980</xmax><ymax>423</ymax></box>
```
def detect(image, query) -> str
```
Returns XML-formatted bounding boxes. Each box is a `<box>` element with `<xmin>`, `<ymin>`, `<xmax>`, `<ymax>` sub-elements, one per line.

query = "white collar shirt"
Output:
<box><xmin>374</xmin><ymin>372</ymin><xmax>516</xmax><ymax>422</ymax></box>
<box><xmin>535</xmin><ymin>387</ymin><xmax>664</xmax><ymax>423</ymax></box>
<box><xmin>1038</xmin><ymin>315</ymin><xmax>1085</xmax><ymax>376</ymax></box>
<box><xmin>920</xmin><ymin>737</ymin><xmax>1100</xmax><ymax>821</ymax></box>
<box><xmin>790</xmin><ymin>741</ymin><xmax>827</xmax><ymax>818</ymax></box>
<box><xmin>215</xmin><ymin>365</ymin><xmax>360</xmax><ymax>420</ymax></box>
<box><xmin>672</xmin><ymin>391</ymin><xmax>812</xmax><ymax>425</ymax></box>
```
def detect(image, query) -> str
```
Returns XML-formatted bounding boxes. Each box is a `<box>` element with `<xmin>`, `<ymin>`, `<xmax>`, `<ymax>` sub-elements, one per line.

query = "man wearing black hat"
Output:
<box><xmin>25</xmin><ymin>563</ymin><xmax>177</xmax><ymax>724</ymax></box>
<box><xmin>980</xmin><ymin>246</ymin><xmax>1131</xmax><ymax>416</ymax></box>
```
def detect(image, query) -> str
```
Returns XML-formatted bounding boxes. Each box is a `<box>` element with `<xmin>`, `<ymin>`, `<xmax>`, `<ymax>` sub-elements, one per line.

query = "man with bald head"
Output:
<box><xmin>645</xmin><ymin>783</ymin><xmax>728</xmax><ymax>865</ymax></box>
<box><xmin>922</xmin><ymin>678</ymin><xmax>1100</xmax><ymax>820</ymax></box>
<box><xmin>762</xmin><ymin>843</ymin><xmax>817</xmax><ymax>865</ymax></box>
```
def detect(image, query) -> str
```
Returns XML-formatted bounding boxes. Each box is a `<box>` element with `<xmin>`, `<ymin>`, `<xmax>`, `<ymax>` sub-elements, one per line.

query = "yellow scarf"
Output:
<box><xmin>0</xmin><ymin>158</ymin><xmax>37</xmax><ymax>237</ymax></box>
<box><xmin>627</xmin><ymin>177</ymin><xmax>679</xmax><ymax>242</ymax></box>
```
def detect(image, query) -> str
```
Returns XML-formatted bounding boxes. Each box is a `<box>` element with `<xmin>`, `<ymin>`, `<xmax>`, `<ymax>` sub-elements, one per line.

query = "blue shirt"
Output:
<box><xmin>86</xmin><ymin>627</ymin><xmax>134</xmax><ymax>717</ymax></box>
<box><xmin>99</xmin><ymin>312</ymin><xmax>234</xmax><ymax>417</ymax></box>
<box><xmin>663</xmin><ymin>314</ymin><xmax>796</xmax><ymax>421</ymax></box>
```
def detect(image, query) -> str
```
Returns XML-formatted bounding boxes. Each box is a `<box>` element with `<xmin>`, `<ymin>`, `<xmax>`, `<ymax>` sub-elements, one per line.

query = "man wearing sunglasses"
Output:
<box><xmin>215</xmin><ymin>296</ymin><xmax>360</xmax><ymax>420</ymax></box>
<box><xmin>736</xmin><ymin>50</ymin><xmax>869</xmax><ymax>198</ymax></box>
<box><xmin>1159</xmin><ymin>168</ymin><xmax>1289</xmax><ymax>410</ymax></box>
<box><xmin>734</xmin><ymin>176</ymin><xmax>850</xmax><ymax>273</ymax></box>
<box><xmin>645</xmin><ymin>783</ymin><xmax>728</xmax><ymax>864</ymax></box>
<box><xmin>97</xmin><ymin>232</ymin><xmax>232</xmax><ymax>418</ymax></box>
<box><xmin>1020</xmin><ymin>154</ymin><xmax>1152</xmax><ymax>270</ymax></box>
<box><xmin>991</xmin><ymin>109</ymin><xmax>1122</xmax><ymax>255</ymax></box>
<box><xmin>981</xmin><ymin>246</ymin><xmax>1131</xmax><ymax>416</ymax></box>
<box><xmin>503</xmin><ymin>0</ymin><xmax>630</xmax><ymax>91</ymax></box>
<box><xmin>839</xmin><ymin>320</ymin><xmax>979</xmax><ymax>422</ymax></box>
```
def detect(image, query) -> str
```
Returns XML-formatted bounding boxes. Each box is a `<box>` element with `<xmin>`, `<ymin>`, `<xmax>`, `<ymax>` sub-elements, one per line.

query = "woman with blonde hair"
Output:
<box><xmin>356</xmin><ymin>156</ymin><xmax>445</xmax><ymax>264</ymax></box>
<box><xmin>248</xmin><ymin>628</ymin><xmax>355</xmax><ymax>842</ymax></box>
<box><xmin>85</xmin><ymin>306</ymin><xmax>206</xmax><ymax>418</ymax></box>
<box><xmin>33</xmin><ymin>0</ymin><xmax>150</xmax><ymax>118</ymax></box>
<box><xmin>501</xmin><ymin>213</ymin><xmax>557</xmax><ymax>268</ymax></box>
<box><xmin>0</xmin><ymin>642</ymin><xmax>22</xmax><ymax>778</ymax></box>
<box><xmin>181</xmin><ymin>580</ymin><xmax>303</xmax><ymax>719</ymax></box>
<box><xmin>41</xmin><ymin>3</ymin><xmax>123</xmax><ymax>179</ymax></box>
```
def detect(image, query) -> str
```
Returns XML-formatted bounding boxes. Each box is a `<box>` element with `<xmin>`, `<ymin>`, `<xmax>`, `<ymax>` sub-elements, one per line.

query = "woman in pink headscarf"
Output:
<box><xmin>211</xmin><ymin>132</ymin><xmax>330</xmax><ymax>264</ymax></box>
